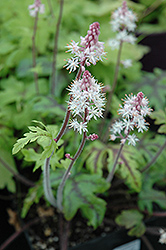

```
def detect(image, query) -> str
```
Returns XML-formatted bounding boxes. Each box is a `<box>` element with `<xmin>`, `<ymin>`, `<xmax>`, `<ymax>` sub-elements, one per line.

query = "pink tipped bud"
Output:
<box><xmin>65</xmin><ymin>153</ymin><xmax>73</xmax><ymax>160</ymax></box>
<box><xmin>81</xmin><ymin>22</ymin><xmax>100</xmax><ymax>49</ymax></box>
<box><xmin>122</xmin><ymin>1</ymin><xmax>128</xmax><ymax>15</ymax></box>
<box><xmin>82</xmin><ymin>70</ymin><xmax>92</xmax><ymax>89</ymax></box>
<box><xmin>87</xmin><ymin>133</ymin><xmax>99</xmax><ymax>141</ymax></box>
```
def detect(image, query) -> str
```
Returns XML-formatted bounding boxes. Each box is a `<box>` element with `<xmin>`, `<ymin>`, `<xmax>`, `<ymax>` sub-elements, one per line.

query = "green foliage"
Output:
<box><xmin>150</xmin><ymin>109</ymin><xmax>166</xmax><ymax>134</ymax></box>
<box><xmin>115</xmin><ymin>209</ymin><xmax>146</xmax><ymax>237</ymax></box>
<box><xmin>82</xmin><ymin>141</ymin><xmax>142</xmax><ymax>192</ymax></box>
<box><xmin>12</xmin><ymin>120</ymin><xmax>58</xmax><ymax>155</ymax></box>
<box><xmin>21</xmin><ymin>168</ymin><xmax>110</xmax><ymax>229</ymax></box>
<box><xmin>63</xmin><ymin>172</ymin><xmax>110</xmax><ymax>229</ymax></box>
<box><xmin>21</xmin><ymin>181</ymin><xmax>44</xmax><ymax>218</ymax></box>
<box><xmin>0</xmin><ymin>149</ymin><xmax>17</xmax><ymax>192</ymax></box>
<box><xmin>126</xmin><ymin>69</ymin><xmax>166</xmax><ymax>110</ymax></box>
<box><xmin>1</xmin><ymin>0</ymin><xmax>166</xmax><ymax>239</ymax></box>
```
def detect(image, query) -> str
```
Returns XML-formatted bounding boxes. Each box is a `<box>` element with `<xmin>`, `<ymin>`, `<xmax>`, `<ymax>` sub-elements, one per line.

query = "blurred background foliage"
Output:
<box><xmin>0</xmin><ymin>0</ymin><xmax>166</xmax><ymax>231</ymax></box>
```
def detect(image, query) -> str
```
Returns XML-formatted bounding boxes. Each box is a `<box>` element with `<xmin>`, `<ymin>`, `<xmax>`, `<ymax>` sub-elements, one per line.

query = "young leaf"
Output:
<box><xmin>12</xmin><ymin>121</ymin><xmax>58</xmax><ymax>155</ymax></box>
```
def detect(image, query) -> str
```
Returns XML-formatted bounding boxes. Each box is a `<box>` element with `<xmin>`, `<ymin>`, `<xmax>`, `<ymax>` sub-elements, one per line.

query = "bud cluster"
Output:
<box><xmin>110</xmin><ymin>92</ymin><xmax>152</xmax><ymax>146</ymax></box>
<box><xmin>64</xmin><ymin>22</ymin><xmax>106</xmax><ymax>73</ymax></box>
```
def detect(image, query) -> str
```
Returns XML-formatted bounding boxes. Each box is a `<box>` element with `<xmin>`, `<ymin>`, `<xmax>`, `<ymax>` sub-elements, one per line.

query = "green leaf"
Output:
<box><xmin>115</xmin><ymin>209</ymin><xmax>144</xmax><ymax>229</ymax></box>
<box><xmin>138</xmin><ymin>189</ymin><xmax>166</xmax><ymax>213</ymax></box>
<box><xmin>63</xmin><ymin>173</ymin><xmax>110</xmax><ymax>229</ymax></box>
<box><xmin>127</xmin><ymin>70</ymin><xmax>166</xmax><ymax>110</ymax></box>
<box><xmin>128</xmin><ymin>222</ymin><xmax>146</xmax><ymax>237</ymax></box>
<box><xmin>158</xmin><ymin>124</ymin><xmax>166</xmax><ymax>134</ymax></box>
<box><xmin>21</xmin><ymin>182</ymin><xmax>43</xmax><ymax>218</ymax></box>
<box><xmin>150</xmin><ymin>109</ymin><xmax>166</xmax><ymax>125</ymax></box>
<box><xmin>0</xmin><ymin>149</ymin><xmax>17</xmax><ymax>192</ymax></box>
<box><xmin>12</xmin><ymin>121</ymin><xmax>58</xmax><ymax>155</ymax></box>
<box><xmin>82</xmin><ymin>141</ymin><xmax>142</xmax><ymax>192</ymax></box>
<box><xmin>150</xmin><ymin>109</ymin><xmax>166</xmax><ymax>134</ymax></box>
<box><xmin>115</xmin><ymin>209</ymin><xmax>146</xmax><ymax>237</ymax></box>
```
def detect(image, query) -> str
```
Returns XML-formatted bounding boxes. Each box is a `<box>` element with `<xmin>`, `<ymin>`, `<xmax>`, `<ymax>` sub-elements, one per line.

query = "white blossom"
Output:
<box><xmin>110</xmin><ymin>92</ymin><xmax>152</xmax><ymax>146</ymax></box>
<box><xmin>64</xmin><ymin>22</ymin><xmax>106</xmax><ymax>73</ymax></box>
<box><xmin>68</xmin><ymin>70</ymin><xmax>106</xmax><ymax>134</ymax></box>
<box><xmin>121</xmin><ymin>59</ymin><xmax>132</xmax><ymax>68</ymax></box>
<box><xmin>28</xmin><ymin>0</ymin><xmax>45</xmax><ymax>17</ymax></box>
<box><xmin>108</xmin><ymin>1</ymin><xmax>137</xmax><ymax>50</ymax></box>
<box><xmin>127</xmin><ymin>134</ymin><xmax>139</xmax><ymax>146</ymax></box>
<box><xmin>159</xmin><ymin>229</ymin><xmax>166</xmax><ymax>244</ymax></box>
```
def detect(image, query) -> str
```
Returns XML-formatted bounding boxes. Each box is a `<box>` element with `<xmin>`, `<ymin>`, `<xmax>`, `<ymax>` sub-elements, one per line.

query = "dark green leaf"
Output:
<box><xmin>63</xmin><ymin>173</ymin><xmax>110</xmax><ymax>229</ymax></box>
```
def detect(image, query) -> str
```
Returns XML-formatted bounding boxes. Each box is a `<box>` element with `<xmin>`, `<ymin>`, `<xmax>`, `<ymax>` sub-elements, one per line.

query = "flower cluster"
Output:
<box><xmin>68</xmin><ymin>70</ymin><xmax>106</xmax><ymax>134</ymax></box>
<box><xmin>28</xmin><ymin>0</ymin><xmax>45</xmax><ymax>17</ymax></box>
<box><xmin>108</xmin><ymin>1</ymin><xmax>137</xmax><ymax>50</ymax></box>
<box><xmin>159</xmin><ymin>229</ymin><xmax>166</xmax><ymax>244</ymax></box>
<box><xmin>110</xmin><ymin>92</ymin><xmax>152</xmax><ymax>146</ymax></box>
<box><xmin>64</xmin><ymin>22</ymin><xmax>106</xmax><ymax>73</ymax></box>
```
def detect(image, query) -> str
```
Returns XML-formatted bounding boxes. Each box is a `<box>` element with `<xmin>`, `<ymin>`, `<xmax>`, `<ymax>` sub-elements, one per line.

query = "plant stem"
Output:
<box><xmin>106</xmin><ymin>143</ymin><xmax>124</xmax><ymax>183</ymax></box>
<box><xmin>55</xmin><ymin>106</ymin><xmax>71</xmax><ymax>142</ymax></box>
<box><xmin>43</xmin><ymin>66</ymin><xmax>83</xmax><ymax>207</ymax></box>
<box><xmin>144</xmin><ymin>210</ymin><xmax>166</xmax><ymax>217</ymax></box>
<box><xmin>51</xmin><ymin>0</ymin><xmax>64</xmax><ymax>94</ymax></box>
<box><xmin>59</xmin><ymin>213</ymin><xmax>70</xmax><ymax>250</ymax></box>
<box><xmin>141</xmin><ymin>235</ymin><xmax>155</xmax><ymax>250</ymax></box>
<box><xmin>104</xmin><ymin>41</ymin><xmax>123</xmax><ymax>120</ymax></box>
<box><xmin>43</xmin><ymin>153</ymin><xmax>57</xmax><ymax>207</ymax></box>
<box><xmin>32</xmin><ymin>12</ymin><xmax>39</xmax><ymax>94</ymax></box>
<box><xmin>141</xmin><ymin>138</ymin><xmax>166</xmax><ymax>173</ymax></box>
<box><xmin>0</xmin><ymin>157</ymin><xmax>35</xmax><ymax>187</ymax></box>
<box><xmin>0</xmin><ymin>218</ymin><xmax>39</xmax><ymax>250</ymax></box>
<box><xmin>57</xmin><ymin>131</ymin><xmax>87</xmax><ymax>211</ymax></box>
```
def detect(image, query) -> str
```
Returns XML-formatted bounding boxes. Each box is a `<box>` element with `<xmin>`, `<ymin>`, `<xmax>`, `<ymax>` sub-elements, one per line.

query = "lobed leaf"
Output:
<box><xmin>115</xmin><ymin>209</ymin><xmax>146</xmax><ymax>237</ymax></box>
<box><xmin>63</xmin><ymin>173</ymin><xmax>110</xmax><ymax>229</ymax></box>
<box><xmin>12</xmin><ymin>121</ymin><xmax>58</xmax><ymax>155</ymax></box>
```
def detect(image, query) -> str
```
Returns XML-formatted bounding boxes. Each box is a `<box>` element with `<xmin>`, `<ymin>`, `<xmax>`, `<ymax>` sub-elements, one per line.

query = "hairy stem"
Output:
<box><xmin>0</xmin><ymin>157</ymin><xmax>35</xmax><ymax>187</ymax></box>
<box><xmin>43</xmin><ymin>66</ymin><xmax>83</xmax><ymax>207</ymax></box>
<box><xmin>141</xmin><ymin>138</ymin><xmax>166</xmax><ymax>173</ymax></box>
<box><xmin>51</xmin><ymin>0</ymin><xmax>64</xmax><ymax>94</ymax></box>
<box><xmin>32</xmin><ymin>12</ymin><xmax>39</xmax><ymax>94</ymax></box>
<box><xmin>106</xmin><ymin>143</ymin><xmax>124</xmax><ymax>183</ymax></box>
<box><xmin>43</xmin><ymin>153</ymin><xmax>57</xmax><ymax>207</ymax></box>
<box><xmin>57</xmin><ymin>132</ymin><xmax>87</xmax><ymax>211</ymax></box>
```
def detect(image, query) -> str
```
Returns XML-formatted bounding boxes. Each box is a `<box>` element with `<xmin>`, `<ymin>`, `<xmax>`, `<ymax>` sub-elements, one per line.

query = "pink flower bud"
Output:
<box><xmin>87</xmin><ymin>134</ymin><xmax>99</xmax><ymax>141</ymax></box>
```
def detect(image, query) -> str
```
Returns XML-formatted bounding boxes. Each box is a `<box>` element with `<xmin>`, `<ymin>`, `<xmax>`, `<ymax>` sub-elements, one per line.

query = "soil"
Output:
<box><xmin>1</xmin><ymin>177</ymin><xmax>138</xmax><ymax>250</ymax></box>
<box><xmin>23</xmin><ymin>179</ymin><xmax>137</xmax><ymax>250</ymax></box>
